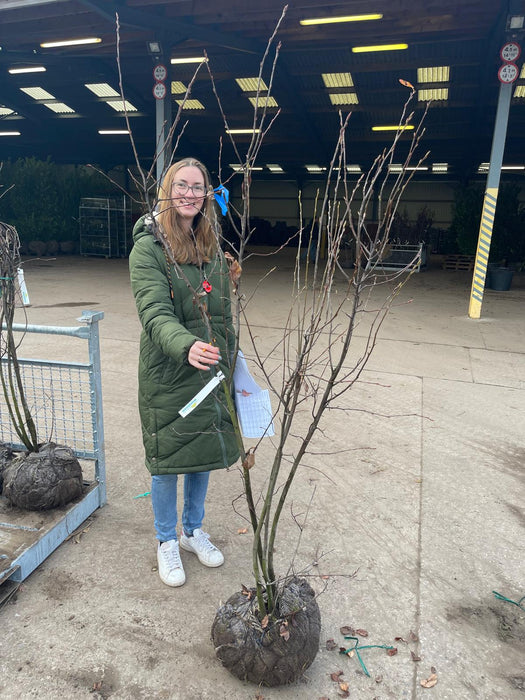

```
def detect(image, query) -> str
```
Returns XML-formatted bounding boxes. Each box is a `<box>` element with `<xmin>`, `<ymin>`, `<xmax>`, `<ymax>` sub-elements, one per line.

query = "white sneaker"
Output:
<box><xmin>157</xmin><ymin>539</ymin><xmax>186</xmax><ymax>587</ymax></box>
<box><xmin>180</xmin><ymin>528</ymin><xmax>224</xmax><ymax>567</ymax></box>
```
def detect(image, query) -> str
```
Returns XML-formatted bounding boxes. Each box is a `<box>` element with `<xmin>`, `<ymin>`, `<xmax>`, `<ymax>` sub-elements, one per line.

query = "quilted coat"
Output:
<box><xmin>129</xmin><ymin>215</ymin><xmax>240</xmax><ymax>474</ymax></box>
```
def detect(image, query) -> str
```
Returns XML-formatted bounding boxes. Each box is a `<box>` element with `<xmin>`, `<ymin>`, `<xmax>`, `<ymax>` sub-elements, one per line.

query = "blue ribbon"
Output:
<box><xmin>213</xmin><ymin>185</ymin><xmax>229</xmax><ymax>215</ymax></box>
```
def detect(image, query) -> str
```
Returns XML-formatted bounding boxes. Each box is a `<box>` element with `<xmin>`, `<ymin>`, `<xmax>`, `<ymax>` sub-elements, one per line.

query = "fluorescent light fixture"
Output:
<box><xmin>40</xmin><ymin>37</ymin><xmax>101</xmax><ymax>48</ymax></box>
<box><xmin>106</xmin><ymin>100</ymin><xmax>138</xmax><ymax>112</ymax></box>
<box><xmin>432</xmin><ymin>162</ymin><xmax>449</xmax><ymax>173</ymax></box>
<box><xmin>147</xmin><ymin>41</ymin><xmax>162</xmax><ymax>55</ymax></box>
<box><xmin>20</xmin><ymin>86</ymin><xmax>55</xmax><ymax>100</ymax></box>
<box><xmin>228</xmin><ymin>164</ymin><xmax>263</xmax><ymax>171</ymax></box>
<box><xmin>267</xmin><ymin>164</ymin><xmax>284</xmax><ymax>172</ymax></box>
<box><xmin>248</xmin><ymin>95</ymin><xmax>278</xmax><ymax>107</ymax></box>
<box><xmin>300</xmin><ymin>14</ymin><xmax>382</xmax><ymax>25</ymax></box>
<box><xmin>0</xmin><ymin>107</ymin><xmax>15</xmax><ymax>115</ymax></box>
<box><xmin>352</xmin><ymin>43</ymin><xmax>408</xmax><ymax>53</ymax></box>
<box><xmin>514</xmin><ymin>84</ymin><xmax>525</xmax><ymax>98</ymax></box>
<box><xmin>236</xmin><ymin>77</ymin><xmax>269</xmax><ymax>92</ymax></box>
<box><xmin>43</xmin><ymin>102</ymin><xmax>75</xmax><ymax>113</ymax></box>
<box><xmin>9</xmin><ymin>66</ymin><xmax>46</xmax><ymax>74</ymax></box>
<box><xmin>171</xmin><ymin>81</ymin><xmax>187</xmax><ymax>94</ymax></box>
<box><xmin>417</xmin><ymin>66</ymin><xmax>450</xmax><ymax>83</ymax></box>
<box><xmin>346</xmin><ymin>164</ymin><xmax>362</xmax><ymax>173</ymax></box>
<box><xmin>322</xmin><ymin>72</ymin><xmax>354</xmax><ymax>88</ymax></box>
<box><xmin>85</xmin><ymin>83</ymin><xmax>120</xmax><ymax>98</ymax></box>
<box><xmin>372</xmin><ymin>124</ymin><xmax>414</xmax><ymax>131</ymax></box>
<box><xmin>502</xmin><ymin>165</ymin><xmax>525</xmax><ymax>170</ymax></box>
<box><xmin>170</xmin><ymin>56</ymin><xmax>207</xmax><ymax>65</ymax></box>
<box><xmin>329</xmin><ymin>93</ymin><xmax>358</xmax><ymax>105</ymax></box>
<box><xmin>418</xmin><ymin>88</ymin><xmax>448</xmax><ymax>101</ymax></box>
<box><xmin>306</xmin><ymin>165</ymin><xmax>326</xmax><ymax>173</ymax></box>
<box><xmin>226</xmin><ymin>128</ymin><xmax>260</xmax><ymax>134</ymax></box>
<box><xmin>406</xmin><ymin>166</ymin><xmax>428</xmax><ymax>171</ymax></box>
<box><xmin>478</xmin><ymin>162</ymin><xmax>490</xmax><ymax>172</ymax></box>
<box><xmin>98</xmin><ymin>129</ymin><xmax>130</xmax><ymax>135</ymax></box>
<box><xmin>175</xmin><ymin>99</ymin><xmax>205</xmax><ymax>110</ymax></box>
<box><xmin>0</xmin><ymin>131</ymin><xmax>21</xmax><ymax>136</ymax></box>
<box><xmin>521</xmin><ymin>65</ymin><xmax>525</xmax><ymax>78</ymax></box>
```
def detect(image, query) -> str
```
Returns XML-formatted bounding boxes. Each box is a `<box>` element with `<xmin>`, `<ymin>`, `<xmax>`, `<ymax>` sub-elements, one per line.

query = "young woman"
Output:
<box><xmin>129</xmin><ymin>158</ymin><xmax>239</xmax><ymax>587</ymax></box>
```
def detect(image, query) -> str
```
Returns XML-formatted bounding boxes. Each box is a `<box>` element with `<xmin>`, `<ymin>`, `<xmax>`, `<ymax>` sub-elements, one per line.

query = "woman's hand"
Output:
<box><xmin>188</xmin><ymin>341</ymin><xmax>221</xmax><ymax>370</ymax></box>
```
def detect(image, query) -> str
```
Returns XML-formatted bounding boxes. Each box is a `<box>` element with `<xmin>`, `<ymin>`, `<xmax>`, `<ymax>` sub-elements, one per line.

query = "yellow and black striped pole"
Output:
<box><xmin>468</xmin><ymin>80</ymin><xmax>514</xmax><ymax>319</ymax></box>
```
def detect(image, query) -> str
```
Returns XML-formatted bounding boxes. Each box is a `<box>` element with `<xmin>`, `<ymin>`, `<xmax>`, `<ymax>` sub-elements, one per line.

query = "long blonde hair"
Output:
<box><xmin>157</xmin><ymin>158</ymin><xmax>217</xmax><ymax>264</ymax></box>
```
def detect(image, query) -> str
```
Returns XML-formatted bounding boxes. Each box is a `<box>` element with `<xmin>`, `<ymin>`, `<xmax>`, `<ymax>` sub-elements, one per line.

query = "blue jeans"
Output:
<box><xmin>151</xmin><ymin>471</ymin><xmax>210</xmax><ymax>542</ymax></box>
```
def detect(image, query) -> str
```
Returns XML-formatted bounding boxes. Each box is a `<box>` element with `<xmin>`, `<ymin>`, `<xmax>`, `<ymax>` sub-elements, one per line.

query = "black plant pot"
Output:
<box><xmin>3</xmin><ymin>442</ymin><xmax>83</xmax><ymax>510</ymax></box>
<box><xmin>488</xmin><ymin>267</ymin><xmax>514</xmax><ymax>291</ymax></box>
<box><xmin>211</xmin><ymin>576</ymin><xmax>321</xmax><ymax>687</ymax></box>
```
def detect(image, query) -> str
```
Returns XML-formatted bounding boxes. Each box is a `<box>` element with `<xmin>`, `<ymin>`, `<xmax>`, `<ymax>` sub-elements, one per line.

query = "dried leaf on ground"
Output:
<box><xmin>91</xmin><ymin>681</ymin><xmax>102</xmax><ymax>692</ymax></box>
<box><xmin>356</xmin><ymin>628</ymin><xmax>368</xmax><ymax>637</ymax></box>
<box><xmin>338</xmin><ymin>690</ymin><xmax>350</xmax><ymax>699</ymax></box>
<box><xmin>325</xmin><ymin>638</ymin><xmax>338</xmax><ymax>650</ymax></box>
<box><xmin>330</xmin><ymin>671</ymin><xmax>344</xmax><ymax>682</ymax></box>
<box><xmin>421</xmin><ymin>673</ymin><xmax>438</xmax><ymax>688</ymax></box>
<box><xmin>241</xmin><ymin>584</ymin><xmax>253</xmax><ymax>600</ymax></box>
<box><xmin>237</xmin><ymin>527</ymin><xmax>248</xmax><ymax>534</ymax></box>
<box><xmin>387</xmin><ymin>647</ymin><xmax>398</xmax><ymax>656</ymax></box>
<box><xmin>375</xmin><ymin>675</ymin><xmax>383</xmax><ymax>683</ymax></box>
<box><xmin>411</xmin><ymin>651</ymin><xmax>421</xmax><ymax>662</ymax></box>
<box><xmin>394</xmin><ymin>636</ymin><xmax>407</xmax><ymax>643</ymax></box>
<box><xmin>431</xmin><ymin>666</ymin><xmax>437</xmax><ymax>674</ymax></box>
<box><xmin>261</xmin><ymin>615</ymin><xmax>269</xmax><ymax>629</ymax></box>
<box><xmin>339</xmin><ymin>681</ymin><xmax>349</xmax><ymax>692</ymax></box>
<box><xmin>339</xmin><ymin>625</ymin><xmax>355</xmax><ymax>636</ymax></box>
<box><xmin>409</xmin><ymin>630</ymin><xmax>419</xmax><ymax>642</ymax></box>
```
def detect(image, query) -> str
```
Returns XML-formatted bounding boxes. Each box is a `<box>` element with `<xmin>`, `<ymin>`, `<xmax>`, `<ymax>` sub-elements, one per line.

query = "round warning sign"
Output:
<box><xmin>498</xmin><ymin>62</ymin><xmax>519</xmax><ymax>83</ymax></box>
<box><xmin>153</xmin><ymin>64</ymin><xmax>167</xmax><ymax>82</ymax></box>
<box><xmin>500</xmin><ymin>42</ymin><xmax>521</xmax><ymax>63</ymax></box>
<box><xmin>153</xmin><ymin>82</ymin><xmax>167</xmax><ymax>99</ymax></box>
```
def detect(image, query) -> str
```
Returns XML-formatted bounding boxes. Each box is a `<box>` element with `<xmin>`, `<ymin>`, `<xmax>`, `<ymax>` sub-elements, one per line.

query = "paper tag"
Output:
<box><xmin>179</xmin><ymin>371</ymin><xmax>225</xmax><ymax>418</ymax></box>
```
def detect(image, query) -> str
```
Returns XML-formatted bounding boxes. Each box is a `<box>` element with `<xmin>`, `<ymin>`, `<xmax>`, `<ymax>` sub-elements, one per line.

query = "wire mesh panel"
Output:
<box><xmin>0</xmin><ymin>360</ymin><xmax>96</xmax><ymax>458</ymax></box>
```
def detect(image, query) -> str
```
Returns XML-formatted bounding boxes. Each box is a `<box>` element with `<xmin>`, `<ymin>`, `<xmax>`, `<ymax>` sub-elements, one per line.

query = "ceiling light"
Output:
<box><xmin>406</xmin><ymin>166</ymin><xmax>428</xmax><ymax>171</ymax></box>
<box><xmin>346</xmin><ymin>165</ymin><xmax>362</xmax><ymax>173</ymax></box>
<box><xmin>236</xmin><ymin>77</ymin><xmax>269</xmax><ymax>92</ymax></box>
<box><xmin>175</xmin><ymin>99</ymin><xmax>205</xmax><ymax>110</ymax></box>
<box><xmin>267</xmin><ymin>164</ymin><xmax>284</xmax><ymax>172</ymax></box>
<box><xmin>388</xmin><ymin>164</ymin><xmax>403</xmax><ymax>172</ymax></box>
<box><xmin>40</xmin><ymin>37</ymin><xmax>101</xmax><ymax>48</ymax></box>
<box><xmin>248</xmin><ymin>96</ymin><xmax>278</xmax><ymax>107</ymax></box>
<box><xmin>226</xmin><ymin>128</ymin><xmax>260</xmax><ymax>134</ymax></box>
<box><xmin>228</xmin><ymin>164</ymin><xmax>263</xmax><ymax>171</ymax></box>
<box><xmin>106</xmin><ymin>100</ymin><xmax>138</xmax><ymax>112</ymax></box>
<box><xmin>300</xmin><ymin>14</ymin><xmax>382</xmax><ymax>25</ymax></box>
<box><xmin>171</xmin><ymin>81</ymin><xmax>187</xmax><ymax>94</ymax></box>
<box><xmin>322</xmin><ymin>72</ymin><xmax>354</xmax><ymax>88</ymax></box>
<box><xmin>98</xmin><ymin>129</ymin><xmax>130</xmax><ymax>135</ymax></box>
<box><xmin>478</xmin><ymin>162</ymin><xmax>490</xmax><ymax>172</ymax></box>
<box><xmin>329</xmin><ymin>93</ymin><xmax>359</xmax><ymax>105</ymax></box>
<box><xmin>501</xmin><ymin>165</ymin><xmax>525</xmax><ymax>170</ymax></box>
<box><xmin>432</xmin><ymin>163</ymin><xmax>449</xmax><ymax>173</ymax></box>
<box><xmin>9</xmin><ymin>66</ymin><xmax>46</xmax><ymax>74</ymax></box>
<box><xmin>170</xmin><ymin>56</ymin><xmax>207</xmax><ymax>65</ymax></box>
<box><xmin>417</xmin><ymin>66</ymin><xmax>450</xmax><ymax>83</ymax></box>
<box><xmin>372</xmin><ymin>124</ymin><xmax>414</xmax><ymax>131</ymax></box>
<box><xmin>85</xmin><ymin>83</ymin><xmax>120</xmax><ymax>98</ymax></box>
<box><xmin>521</xmin><ymin>65</ymin><xmax>525</xmax><ymax>79</ymax></box>
<box><xmin>0</xmin><ymin>131</ymin><xmax>21</xmax><ymax>136</ymax></box>
<box><xmin>514</xmin><ymin>85</ymin><xmax>525</xmax><ymax>98</ymax></box>
<box><xmin>352</xmin><ymin>43</ymin><xmax>408</xmax><ymax>53</ymax></box>
<box><xmin>43</xmin><ymin>102</ymin><xmax>75</xmax><ymax>113</ymax></box>
<box><xmin>306</xmin><ymin>165</ymin><xmax>326</xmax><ymax>172</ymax></box>
<box><xmin>20</xmin><ymin>86</ymin><xmax>55</xmax><ymax>100</ymax></box>
<box><xmin>418</xmin><ymin>88</ymin><xmax>448</xmax><ymax>101</ymax></box>
<box><xmin>0</xmin><ymin>107</ymin><xmax>15</xmax><ymax>115</ymax></box>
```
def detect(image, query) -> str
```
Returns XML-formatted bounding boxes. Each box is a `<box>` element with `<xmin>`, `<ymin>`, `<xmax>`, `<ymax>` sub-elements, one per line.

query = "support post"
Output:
<box><xmin>468</xmin><ymin>82</ymin><xmax>513</xmax><ymax>319</ymax></box>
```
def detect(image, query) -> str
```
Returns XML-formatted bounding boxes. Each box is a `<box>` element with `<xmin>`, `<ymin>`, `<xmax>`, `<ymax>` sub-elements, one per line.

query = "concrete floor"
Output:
<box><xmin>0</xmin><ymin>252</ymin><xmax>523</xmax><ymax>700</ymax></box>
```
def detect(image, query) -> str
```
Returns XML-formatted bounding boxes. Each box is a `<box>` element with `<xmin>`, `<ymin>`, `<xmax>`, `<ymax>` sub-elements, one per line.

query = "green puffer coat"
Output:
<box><xmin>129</xmin><ymin>215</ymin><xmax>240</xmax><ymax>475</ymax></box>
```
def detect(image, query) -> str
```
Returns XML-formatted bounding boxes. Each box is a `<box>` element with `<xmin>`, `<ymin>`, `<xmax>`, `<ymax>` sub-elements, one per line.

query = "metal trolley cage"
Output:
<box><xmin>0</xmin><ymin>310</ymin><xmax>106</xmax><ymax>593</ymax></box>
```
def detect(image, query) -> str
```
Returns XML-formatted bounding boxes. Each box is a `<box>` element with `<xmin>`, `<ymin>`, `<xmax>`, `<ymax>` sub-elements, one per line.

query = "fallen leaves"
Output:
<box><xmin>411</xmin><ymin>651</ymin><xmax>422</xmax><ymax>662</ymax></box>
<box><xmin>241</xmin><ymin>584</ymin><xmax>254</xmax><ymax>600</ymax></box>
<box><xmin>261</xmin><ymin>614</ymin><xmax>269</xmax><ymax>629</ymax></box>
<box><xmin>387</xmin><ymin>647</ymin><xmax>398</xmax><ymax>656</ymax></box>
<box><xmin>237</xmin><ymin>527</ymin><xmax>248</xmax><ymax>534</ymax></box>
<box><xmin>421</xmin><ymin>671</ymin><xmax>438</xmax><ymax>688</ymax></box>
<box><xmin>339</xmin><ymin>625</ymin><xmax>355</xmax><ymax>636</ymax></box>
<box><xmin>330</xmin><ymin>671</ymin><xmax>344</xmax><ymax>683</ymax></box>
<box><xmin>325</xmin><ymin>638</ymin><xmax>338</xmax><ymax>651</ymax></box>
<box><xmin>355</xmin><ymin>628</ymin><xmax>368</xmax><ymax>637</ymax></box>
<box><xmin>279</xmin><ymin>621</ymin><xmax>290</xmax><ymax>641</ymax></box>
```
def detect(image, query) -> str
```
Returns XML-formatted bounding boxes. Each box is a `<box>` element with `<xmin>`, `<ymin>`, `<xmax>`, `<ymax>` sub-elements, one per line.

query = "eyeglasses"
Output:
<box><xmin>172</xmin><ymin>180</ymin><xmax>207</xmax><ymax>196</ymax></box>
